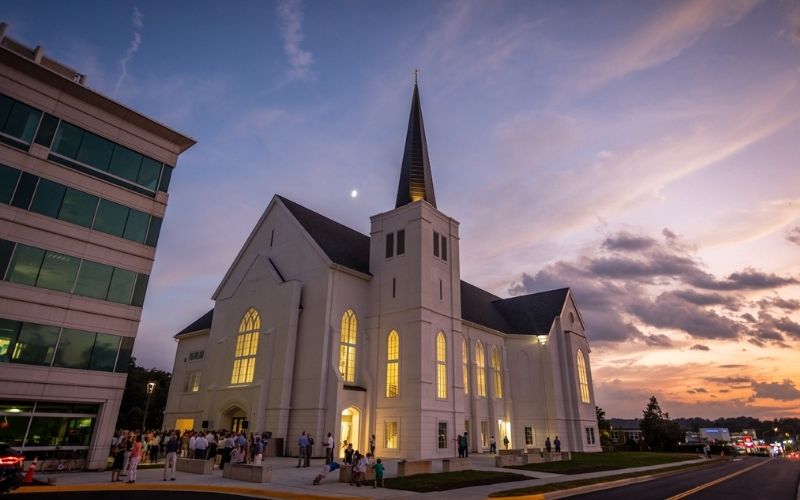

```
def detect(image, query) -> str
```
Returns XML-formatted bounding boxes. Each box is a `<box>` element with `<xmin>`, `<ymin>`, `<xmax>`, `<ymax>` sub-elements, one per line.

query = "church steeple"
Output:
<box><xmin>395</xmin><ymin>81</ymin><xmax>436</xmax><ymax>208</ymax></box>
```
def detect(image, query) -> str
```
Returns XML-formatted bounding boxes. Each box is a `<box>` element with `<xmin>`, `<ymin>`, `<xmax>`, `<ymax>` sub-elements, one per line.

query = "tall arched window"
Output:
<box><xmin>339</xmin><ymin>309</ymin><xmax>357</xmax><ymax>383</ymax></box>
<box><xmin>476</xmin><ymin>341</ymin><xmax>486</xmax><ymax>397</ymax></box>
<box><xmin>462</xmin><ymin>337</ymin><xmax>469</xmax><ymax>395</ymax></box>
<box><xmin>386</xmin><ymin>330</ymin><xmax>399</xmax><ymax>398</ymax></box>
<box><xmin>577</xmin><ymin>349</ymin><xmax>590</xmax><ymax>403</ymax></box>
<box><xmin>491</xmin><ymin>346</ymin><xmax>503</xmax><ymax>399</ymax></box>
<box><xmin>231</xmin><ymin>308</ymin><xmax>260</xmax><ymax>384</ymax></box>
<box><xmin>436</xmin><ymin>331</ymin><xmax>447</xmax><ymax>399</ymax></box>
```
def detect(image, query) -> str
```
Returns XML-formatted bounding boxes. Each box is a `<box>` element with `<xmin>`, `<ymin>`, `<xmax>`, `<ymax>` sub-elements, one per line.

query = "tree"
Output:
<box><xmin>639</xmin><ymin>396</ymin><xmax>683</xmax><ymax>452</ymax></box>
<box><xmin>596</xmin><ymin>406</ymin><xmax>613</xmax><ymax>449</ymax></box>
<box><xmin>115</xmin><ymin>357</ymin><xmax>172</xmax><ymax>431</ymax></box>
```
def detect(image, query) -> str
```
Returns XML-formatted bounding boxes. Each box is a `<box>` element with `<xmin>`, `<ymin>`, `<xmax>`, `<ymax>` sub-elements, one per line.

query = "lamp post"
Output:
<box><xmin>142</xmin><ymin>381</ymin><xmax>156</xmax><ymax>430</ymax></box>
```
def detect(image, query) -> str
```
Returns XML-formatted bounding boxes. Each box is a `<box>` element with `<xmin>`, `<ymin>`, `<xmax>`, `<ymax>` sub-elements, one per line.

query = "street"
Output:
<box><xmin>571</xmin><ymin>456</ymin><xmax>800</xmax><ymax>500</ymax></box>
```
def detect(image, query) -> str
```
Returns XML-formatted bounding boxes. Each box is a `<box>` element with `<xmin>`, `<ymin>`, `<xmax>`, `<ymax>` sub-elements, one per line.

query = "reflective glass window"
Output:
<box><xmin>1</xmin><ymin>99</ymin><xmax>42</xmax><ymax>143</ymax></box>
<box><xmin>58</xmin><ymin>188</ymin><xmax>98</xmax><ymax>228</ymax></box>
<box><xmin>0</xmin><ymin>163</ymin><xmax>20</xmax><ymax>203</ymax></box>
<box><xmin>123</xmin><ymin>209</ymin><xmax>149</xmax><ymax>243</ymax></box>
<box><xmin>26</xmin><ymin>416</ymin><xmax>94</xmax><ymax>447</ymax></box>
<box><xmin>7</xmin><ymin>244</ymin><xmax>45</xmax><ymax>286</ymax></box>
<box><xmin>93</xmin><ymin>199</ymin><xmax>128</xmax><ymax>237</ymax></box>
<box><xmin>145</xmin><ymin>217</ymin><xmax>162</xmax><ymax>247</ymax></box>
<box><xmin>29</xmin><ymin>178</ymin><xmax>66</xmax><ymax>218</ymax></box>
<box><xmin>131</xmin><ymin>273</ymin><xmax>149</xmax><ymax>307</ymax></box>
<box><xmin>0</xmin><ymin>318</ymin><xmax>22</xmax><ymax>362</ymax></box>
<box><xmin>51</xmin><ymin>121</ymin><xmax>84</xmax><ymax>158</ymax></box>
<box><xmin>73</xmin><ymin>260</ymin><xmax>113</xmax><ymax>300</ymax></box>
<box><xmin>107</xmin><ymin>267</ymin><xmax>135</xmax><ymax>304</ymax></box>
<box><xmin>34</xmin><ymin>113</ymin><xmax>59</xmax><ymax>147</ymax></box>
<box><xmin>53</xmin><ymin>328</ymin><xmax>96</xmax><ymax>370</ymax></box>
<box><xmin>158</xmin><ymin>165</ymin><xmax>173</xmax><ymax>192</ymax></box>
<box><xmin>115</xmin><ymin>337</ymin><xmax>134</xmax><ymax>372</ymax></box>
<box><xmin>0</xmin><ymin>239</ymin><xmax>14</xmax><ymax>279</ymax></box>
<box><xmin>12</xmin><ymin>323</ymin><xmax>59</xmax><ymax>366</ymax></box>
<box><xmin>138</xmin><ymin>157</ymin><xmax>161</xmax><ymax>191</ymax></box>
<box><xmin>36</xmin><ymin>251</ymin><xmax>80</xmax><ymax>293</ymax></box>
<box><xmin>108</xmin><ymin>145</ymin><xmax>142</xmax><ymax>183</ymax></box>
<box><xmin>0</xmin><ymin>95</ymin><xmax>11</xmax><ymax>127</ymax></box>
<box><xmin>89</xmin><ymin>333</ymin><xmax>119</xmax><ymax>371</ymax></box>
<box><xmin>10</xmin><ymin>172</ymin><xmax>38</xmax><ymax>210</ymax></box>
<box><xmin>76</xmin><ymin>131</ymin><xmax>114</xmax><ymax>171</ymax></box>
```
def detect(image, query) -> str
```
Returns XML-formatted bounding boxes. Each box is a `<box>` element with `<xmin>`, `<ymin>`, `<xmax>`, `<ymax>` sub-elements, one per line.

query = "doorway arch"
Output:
<box><xmin>223</xmin><ymin>405</ymin><xmax>247</xmax><ymax>432</ymax></box>
<box><xmin>340</xmin><ymin>406</ymin><xmax>361</xmax><ymax>455</ymax></box>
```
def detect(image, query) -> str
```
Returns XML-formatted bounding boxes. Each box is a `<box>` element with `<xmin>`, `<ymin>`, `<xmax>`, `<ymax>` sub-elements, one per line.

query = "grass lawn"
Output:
<box><xmin>509</xmin><ymin>451</ymin><xmax>700</xmax><ymax>475</ymax></box>
<box><xmin>491</xmin><ymin>459</ymin><xmax>725</xmax><ymax>497</ymax></box>
<box><xmin>384</xmin><ymin>470</ymin><xmax>531</xmax><ymax>492</ymax></box>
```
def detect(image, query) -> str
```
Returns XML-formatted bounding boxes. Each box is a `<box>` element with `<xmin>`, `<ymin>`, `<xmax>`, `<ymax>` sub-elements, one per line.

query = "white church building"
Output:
<box><xmin>164</xmin><ymin>84</ymin><xmax>601</xmax><ymax>458</ymax></box>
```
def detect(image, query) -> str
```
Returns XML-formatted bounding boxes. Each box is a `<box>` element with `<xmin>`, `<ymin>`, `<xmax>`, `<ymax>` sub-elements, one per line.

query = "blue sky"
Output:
<box><xmin>5</xmin><ymin>0</ymin><xmax>800</xmax><ymax>419</ymax></box>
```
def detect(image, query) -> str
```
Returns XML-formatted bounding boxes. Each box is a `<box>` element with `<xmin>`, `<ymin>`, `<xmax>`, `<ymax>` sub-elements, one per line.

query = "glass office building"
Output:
<box><xmin>0</xmin><ymin>23</ymin><xmax>194</xmax><ymax>469</ymax></box>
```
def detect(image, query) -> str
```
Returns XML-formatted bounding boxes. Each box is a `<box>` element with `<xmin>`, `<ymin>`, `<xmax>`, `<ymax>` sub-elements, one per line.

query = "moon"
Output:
<box><xmin>350</xmin><ymin>189</ymin><xmax>358</xmax><ymax>198</ymax></box>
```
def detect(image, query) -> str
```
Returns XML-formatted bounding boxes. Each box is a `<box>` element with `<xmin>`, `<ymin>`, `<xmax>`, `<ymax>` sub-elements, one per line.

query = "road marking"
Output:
<box><xmin>664</xmin><ymin>459</ymin><xmax>770</xmax><ymax>500</ymax></box>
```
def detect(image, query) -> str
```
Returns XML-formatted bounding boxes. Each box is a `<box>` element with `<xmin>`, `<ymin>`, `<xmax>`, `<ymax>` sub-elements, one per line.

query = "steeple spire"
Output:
<box><xmin>395</xmin><ymin>80</ymin><xmax>436</xmax><ymax>208</ymax></box>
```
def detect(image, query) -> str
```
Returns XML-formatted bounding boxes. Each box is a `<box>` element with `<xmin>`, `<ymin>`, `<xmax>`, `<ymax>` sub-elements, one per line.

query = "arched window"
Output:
<box><xmin>436</xmin><ymin>331</ymin><xmax>447</xmax><ymax>399</ymax></box>
<box><xmin>492</xmin><ymin>346</ymin><xmax>503</xmax><ymax>399</ymax></box>
<box><xmin>386</xmin><ymin>330</ymin><xmax>399</xmax><ymax>398</ymax></box>
<box><xmin>231</xmin><ymin>308</ymin><xmax>260</xmax><ymax>384</ymax></box>
<box><xmin>476</xmin><ymin>341</ymin><xmax>486</xmax><ymax>397</ymax></box>
<box><xmin>462</xmin><ymin>337</ymin><xmax>469</xmax><ymax>395</ymax></box>
<box><xmin>577</xmin><ymin>349</ymin><xmax>590</xmax><ymax>403</ymax></box>
<box><xmin>339</xmin><ymin>309</ymin><xmax>357</xmax><ymax>383</ymax></box>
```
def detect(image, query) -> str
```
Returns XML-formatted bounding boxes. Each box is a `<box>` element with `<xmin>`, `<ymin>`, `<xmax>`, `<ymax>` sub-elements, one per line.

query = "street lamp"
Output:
<box><xmin>142</xmin><ymin>381</ymin><xmax>156</xmax><ymax>430</ymax></box>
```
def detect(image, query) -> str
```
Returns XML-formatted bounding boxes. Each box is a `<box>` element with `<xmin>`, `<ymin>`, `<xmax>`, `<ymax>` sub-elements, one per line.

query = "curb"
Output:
<box><xmin>12</xmin><ymin>482</ymin><xmax>370</xmax><ymax>500</ymax></box>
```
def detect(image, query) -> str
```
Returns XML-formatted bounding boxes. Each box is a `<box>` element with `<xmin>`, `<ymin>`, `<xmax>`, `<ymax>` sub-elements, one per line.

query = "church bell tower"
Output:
<box><xmin>366</xmin><ymin>81</ymin><xmax>466</xmax><ymax>459</ymax></box>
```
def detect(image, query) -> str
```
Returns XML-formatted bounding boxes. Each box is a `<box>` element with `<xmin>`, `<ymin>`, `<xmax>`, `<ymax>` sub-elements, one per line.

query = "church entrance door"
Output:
<box><xmin>340</xmin><ymin>406</ymin><xmax>360</xmax><ymax>455</ymax></box>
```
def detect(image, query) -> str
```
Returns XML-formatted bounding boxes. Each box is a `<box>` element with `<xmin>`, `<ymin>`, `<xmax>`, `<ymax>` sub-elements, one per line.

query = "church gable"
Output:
<box><xmin>212</xmin><ymin>196</ymin><xmax>337</xmax><ymax>300</ymax></box>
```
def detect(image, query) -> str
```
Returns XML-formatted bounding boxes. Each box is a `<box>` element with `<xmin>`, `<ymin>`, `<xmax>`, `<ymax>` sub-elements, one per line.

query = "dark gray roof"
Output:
<box><xmin>460</xmin><ymin>282</ymin><xmax>569</xmax><ymax>335</ymax></box>
<box><xmin>277</xmin><ymin>195</ymin><xmax>371</xmax><ymax>275</ymax></box>
<box><xmin>175</xmin><ymin>198</ymin><xmax>570</xmax><ymax>338</ymax></box>
<box><xmin>175</xmin><ymin>308</ymin><xmax>213</xmax><ymax>338</ymax></box>
<box><xmin>396</xmin><ymin>83</ymin><xmax>436</xmax><ymax>208</ymax></box>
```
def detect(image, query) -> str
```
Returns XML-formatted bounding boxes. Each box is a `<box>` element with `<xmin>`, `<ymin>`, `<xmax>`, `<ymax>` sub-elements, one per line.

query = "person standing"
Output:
<box><xmin>297</xmin><ymin>431</ymin><xmax>309</xmax><ymax>467</ymax></box>
<box><xmin>206</xmin><ymin>431</ymin><xmax>217</xmax><ymax>463</ymax></box>
<box><xmin>545</xmin><ymin>436</ymin><xmax>552</xmax><ymax>453</ymax></box>
<box><xmin>325</xmin><ymin>433</ymin><xmax>334</xmax><ymax>464</ymax></box>
<box><xmin>110</xmin><ymin>437</ymin><xmax>125</xmax><ymax>483</ymax></box>
<box><xmin>554</xmin><ymin>436</ymin><xmax>561</xmax><ymax>453</ymax></box>
<box><xmin>372</xmin><ymin>458</ymin><xmax>384</xmax><ymax>488</ymax></box>
<box><xmin>127</xmin><ymin>435</ymin><xmax>142</xmax><ymax>483</ymax></box>
<box><xmin>369</xmin><ymin>434</ymin><xmax>376</xmax><ymax>456</ymax></box>
<box><xmin>461</xmin><ymin>432</ymin><xmax>469</xmax><ymax>458</ymax></box>
<box><xmin>163</xmin><ymin>432</ymin><xmax>179</xmax><ymax>481</ymax></box>
<box><xmin>253</xmin><ymin>435</ymin><xmax>264</xmax><ymax>465</ymax></box>
<box><xmin>194</xmin><ymin>433</ymin><xmax>208</xmax><ymax>459</ymax></box>
<box><xmin>306</xmin><ymin>434</ymin><xmax>314</xmax><ymax>467</ymax></box>
<box><xmin>489</xmin><ymin>435</ymin><xmax>497</xmax><ymax>454</ymax></box>
<box><xmin>149</xmin><ymin>432</ymin><xmax>160</xmax><ymax>463</ymax></box>
<box><xmin>503</xmin><ymin>435</ymin><xmax>510</xmax><ymax>450</ymax></box>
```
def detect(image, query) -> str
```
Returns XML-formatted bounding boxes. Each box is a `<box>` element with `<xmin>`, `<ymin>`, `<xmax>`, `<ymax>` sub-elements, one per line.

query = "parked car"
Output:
<box><xmin>0</xmin><ymin>444</ymin><xmax>24</xmax><ymax>494</ymax></box>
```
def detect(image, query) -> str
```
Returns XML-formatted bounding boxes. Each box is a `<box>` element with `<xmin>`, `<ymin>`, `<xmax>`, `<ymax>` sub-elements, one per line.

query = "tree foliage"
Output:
<box><xmin>115</xmin><ymin>357</ymin><xmax>171</xmax><ymax>431</ymax></box>
<box><xmin>639</xmin><ymin>396</ymin><xmax>683</xmax><ymax>451</ymax></box>
<box><xmin>596</xmin><ymin>406</ymin><xmax>612</xmax><ymax>448</ymax></box>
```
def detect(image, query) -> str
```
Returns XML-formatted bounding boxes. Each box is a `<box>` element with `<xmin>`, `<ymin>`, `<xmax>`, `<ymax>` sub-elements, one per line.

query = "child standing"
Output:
<box><xmin>372</xmin><ymin>458</ymin><xmax>384</xmax><ymax>488</ymax></box>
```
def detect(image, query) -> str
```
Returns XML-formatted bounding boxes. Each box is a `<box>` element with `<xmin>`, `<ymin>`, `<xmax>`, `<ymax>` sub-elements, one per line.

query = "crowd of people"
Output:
<box><xmin>108</xmin><ymin>429</ymin><xmax>271</xmax><ymax>483</ymax></box>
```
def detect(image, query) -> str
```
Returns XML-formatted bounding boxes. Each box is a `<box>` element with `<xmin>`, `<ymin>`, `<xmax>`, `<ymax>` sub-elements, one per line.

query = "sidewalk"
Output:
<box><xmin>18</xmin><ymin>453</ymin><xmax>710</xmax><ymax>500</ymax></box>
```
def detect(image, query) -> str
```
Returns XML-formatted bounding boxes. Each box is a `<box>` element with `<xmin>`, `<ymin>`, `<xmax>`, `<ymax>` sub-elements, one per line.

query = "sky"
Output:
<box><xmin>4</xmin><ymin>0</ymin><xmax>800</xmax><ymax>420</ymax></box>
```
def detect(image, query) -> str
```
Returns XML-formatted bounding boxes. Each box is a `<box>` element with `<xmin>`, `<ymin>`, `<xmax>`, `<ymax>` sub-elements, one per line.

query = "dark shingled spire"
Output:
<box><xmin>396</xmin><ymin>82</ymin><xmax>436</xmax><ymax>208</ymax></box>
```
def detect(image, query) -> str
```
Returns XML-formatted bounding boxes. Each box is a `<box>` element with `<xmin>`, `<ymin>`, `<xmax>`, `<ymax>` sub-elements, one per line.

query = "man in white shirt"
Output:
<box><xmin>189</xmin><ymin>433</ymin><xmax>197</xmax><ymax>458</ymax></box>
<box><xmin>194</xmin><ymin>433</ymin><xmax>208</xmax><ymax>459</ymax></box>
<box><xmin>325</xmin><ymin>433</ymin><xmax>334</xmax><ymax>464</ymax></box>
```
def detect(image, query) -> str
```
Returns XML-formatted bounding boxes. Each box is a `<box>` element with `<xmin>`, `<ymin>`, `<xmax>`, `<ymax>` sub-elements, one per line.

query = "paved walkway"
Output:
<box><xmin>19</xmin><ymin>453</ymin><xmax>711</xmax><ymax>500</ymax></box>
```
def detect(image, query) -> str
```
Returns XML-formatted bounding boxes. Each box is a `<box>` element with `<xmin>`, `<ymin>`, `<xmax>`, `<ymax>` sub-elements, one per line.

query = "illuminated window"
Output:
<box><xmin>577</xmin><ymin>349</ymin><xmax>590</xmax><ymax>403</ymax></box>
<box><xmin>462</xmin><ymin>337</ymin><xmax>469</xmax><ymax>395</ymax></box>
<box><xmin>436</xmin><ymin>331</ymin><xmax>447</xmax><ymax>399</ymax></box>
<box><xmin>386</xmin><ymin>330</ymin><xmax>399</xmax><ymax>398</ymax></box>
<box><xmin>385</xmin><ymin>420</ymin><xmax>398</xmax><ymax>449</ymax></box>
<box><xmin>339</xmin><ymin>309</ymin><xmax>357</xmax><ymax>382</ymax></box>
<box><xmin>230</xmin><ymin>308</ymin><xmax>259</xmax><ymax>384</ymax></box>
<box><xmin>438</xmin><ymin>421</ymin><xmax>448</xmax><ymax>448</ymax></box>
<box><xmin>476</xmin><ymin>342</ymin><xmax>486</xmax><ymax>397</ymax></box>
<box><xmin>491</xmin><ymin>346</ymin><xmax>503</xmax><ymax>399</ymax></box>
<box><xmin>185</xmin><ymin>371</ymin><xmax>201</xmax><ymax>392</ymax></box>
